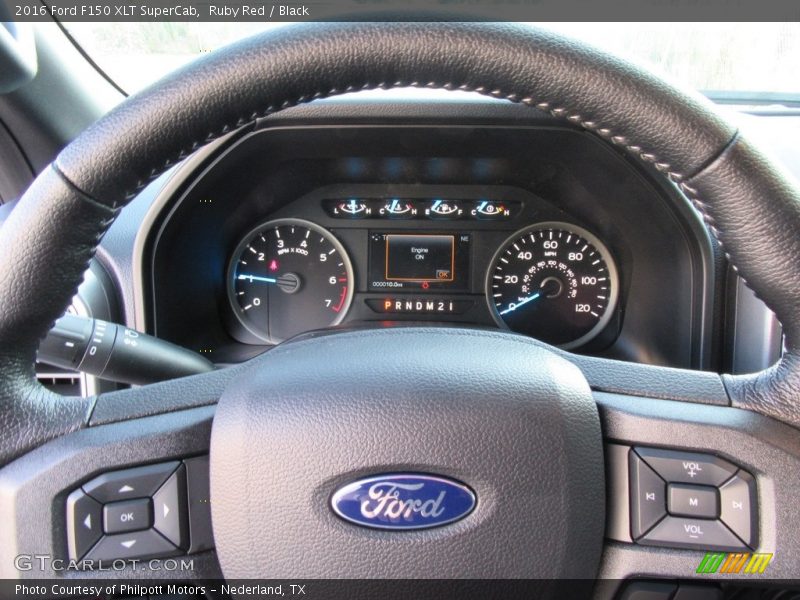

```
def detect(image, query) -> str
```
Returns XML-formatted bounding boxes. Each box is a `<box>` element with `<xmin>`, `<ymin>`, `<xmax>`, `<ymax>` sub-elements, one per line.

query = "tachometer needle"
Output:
<box><xmin>237</xmin><ymin>274</ymin><xmax>277</xmax><ymax>284</ymax></box>
<box><xmin>499</xmin><ymin>292</ymin><xmax>541</xmax><ymax>316</ymax></box>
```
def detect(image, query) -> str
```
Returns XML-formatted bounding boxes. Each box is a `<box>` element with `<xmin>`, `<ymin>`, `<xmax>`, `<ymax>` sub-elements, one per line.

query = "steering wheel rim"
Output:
<box><xmin>1</xmin><ymin>21</ymin><xmax>800</xmax><ymax>583</ymax></box>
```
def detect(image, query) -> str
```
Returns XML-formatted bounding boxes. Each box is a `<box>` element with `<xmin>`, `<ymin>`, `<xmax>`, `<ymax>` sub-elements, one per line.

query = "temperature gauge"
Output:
<box><xmin>472</xmin><ymin>200</ymin><xmax>512</xmax><ymax>219</ymax></box>
<box><xmin>379</xmin><ymin>199</ymin><xmax>417</xmax><ymax>218</ymax></box>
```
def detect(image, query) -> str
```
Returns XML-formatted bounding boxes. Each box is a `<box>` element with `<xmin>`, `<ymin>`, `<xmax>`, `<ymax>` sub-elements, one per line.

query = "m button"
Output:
<box><xmin>103</xmin><ymin>498</ymin><xmax>152</xmax><ymax>534</ymax></box>
<box><xmin>667</xmin><ymin>483</ymin><xmax>719</xmax><ymax>519</ymax></box>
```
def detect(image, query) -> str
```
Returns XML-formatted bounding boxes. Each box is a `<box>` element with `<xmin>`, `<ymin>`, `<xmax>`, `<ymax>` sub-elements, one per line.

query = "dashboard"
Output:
<box><xmin>133</xmin><ymin>104</ymin><xmax>720</xmax><ymax>370</ymax></box>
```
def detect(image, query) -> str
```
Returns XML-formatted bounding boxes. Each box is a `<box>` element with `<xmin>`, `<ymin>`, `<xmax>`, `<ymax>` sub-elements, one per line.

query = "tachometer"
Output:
<box><xmin>227</xmin><ymin>218</ymin><xmax>354</xmax><ymax>343</ymax></box>
<box><xmin>486</xmin><ymin>222</ymin><xmax>619</xmax><ymax>349</ymax></box>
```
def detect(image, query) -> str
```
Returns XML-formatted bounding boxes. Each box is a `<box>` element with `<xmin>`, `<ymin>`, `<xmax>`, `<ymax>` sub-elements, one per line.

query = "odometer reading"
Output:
<box><xmin>487</xmin><ymin>222</ymin><xmax>619</xmax><ymax>349</ymax></box>
<box><xmin>227</xmin><ymin>218</ymin><xmax>354</xmax><ymax>344</ymax></box>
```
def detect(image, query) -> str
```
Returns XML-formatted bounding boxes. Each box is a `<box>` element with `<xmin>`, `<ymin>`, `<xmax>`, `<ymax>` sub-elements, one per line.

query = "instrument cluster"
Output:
<box><xmin>226</xmin><ymin>196</ymin><xmax>621</xmax><ymax>350</ymax></box>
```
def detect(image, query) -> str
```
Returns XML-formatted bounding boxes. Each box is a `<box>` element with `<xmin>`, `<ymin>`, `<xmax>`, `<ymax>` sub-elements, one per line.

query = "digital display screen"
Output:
<box><xmin>369</xmin><ymin>232</ymin><xmax>470</xmax><ymax>291</ymax></box>
<box><xmin>385</xmin><ymin>234</ymin><xmax>455</xmax><ymax>282</ymax></box>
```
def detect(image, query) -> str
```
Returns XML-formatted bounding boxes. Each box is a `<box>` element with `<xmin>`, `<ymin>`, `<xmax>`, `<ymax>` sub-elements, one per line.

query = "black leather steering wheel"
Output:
<box><xmin>2</xmin><ymin>22</ymin><xmax>800</xmax><ymax>586</ymax></box>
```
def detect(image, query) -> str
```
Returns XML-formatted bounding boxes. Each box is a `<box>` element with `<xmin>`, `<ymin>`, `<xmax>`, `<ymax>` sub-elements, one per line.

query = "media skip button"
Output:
<box><xmin>719</xmin><ymin>471</ymin><xmax>757</xmax><ymax>547</ymax></box>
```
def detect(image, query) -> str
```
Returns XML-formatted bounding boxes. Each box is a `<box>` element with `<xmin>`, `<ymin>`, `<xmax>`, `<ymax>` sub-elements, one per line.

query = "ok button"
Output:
<box><xmin>103</xmin><ymin>498</ymin><xmax>152</xmax><ymax>534</ymax></box>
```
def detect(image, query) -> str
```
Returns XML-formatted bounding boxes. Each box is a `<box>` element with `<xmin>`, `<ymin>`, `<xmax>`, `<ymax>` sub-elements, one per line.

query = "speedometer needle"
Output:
<box><xmin>499</xmin><ymin>292</ymin><xmax>541</xmax><ymax>316</ymax></box>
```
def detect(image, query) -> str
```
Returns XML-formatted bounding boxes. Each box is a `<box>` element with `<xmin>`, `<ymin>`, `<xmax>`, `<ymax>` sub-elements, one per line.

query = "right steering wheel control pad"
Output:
<box><xmin>629</xmin><ymin>447</ymin><xmax>757</xmax><ymax>551</ymax></box>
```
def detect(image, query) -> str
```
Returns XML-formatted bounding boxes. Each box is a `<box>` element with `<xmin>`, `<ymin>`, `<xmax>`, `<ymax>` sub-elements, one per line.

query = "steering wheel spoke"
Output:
<box><xmin>0</xmin><ymin>397</ymin><xmax>224</xmax><ymax>579</ymax></box>
<box><xmin>594</xmin><ymin>388</ymin><xmax>800</xmax><ymax>585</ymax></box>
<box><xmin>89</xmin><ymin>361</ymin><xmax>240</xmax><ymax>426</ymax></box>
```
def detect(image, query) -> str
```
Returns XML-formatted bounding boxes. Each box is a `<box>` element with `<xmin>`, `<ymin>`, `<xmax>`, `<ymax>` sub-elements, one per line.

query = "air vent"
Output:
<box><xmin>36</xmin><ymin>364</ymin><xmax>87</xmax><ymax>397</ymax></box>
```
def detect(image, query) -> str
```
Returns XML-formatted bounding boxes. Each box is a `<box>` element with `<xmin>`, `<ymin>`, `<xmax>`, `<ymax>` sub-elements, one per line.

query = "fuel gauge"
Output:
<box><xmin>426</xmin><ymin>200</ymin><xmax>463</xmax><ymax>219</ymax></box>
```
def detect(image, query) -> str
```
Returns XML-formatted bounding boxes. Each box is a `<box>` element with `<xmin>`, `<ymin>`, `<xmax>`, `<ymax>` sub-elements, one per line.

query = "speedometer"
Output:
<box><xmin>227</xmin><ymin>218</ymin><xmax>354</xmax><ymax>344</ymax></box>
<box><xmin>486</xmin><ymin>222</ymin><xmax>619</xmax><ymax>349</ymax></box>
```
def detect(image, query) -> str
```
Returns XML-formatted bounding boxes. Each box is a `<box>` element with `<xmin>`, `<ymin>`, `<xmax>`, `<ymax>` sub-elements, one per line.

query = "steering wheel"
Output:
<box><xmin>2</xmin><ymin>22</ymin><xmax>800</xmax><ymax>589</ymax></box>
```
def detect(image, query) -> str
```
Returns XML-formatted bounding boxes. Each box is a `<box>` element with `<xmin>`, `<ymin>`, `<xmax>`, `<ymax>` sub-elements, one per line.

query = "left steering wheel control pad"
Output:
<box><xmin>210</xmin><ymin>327</ymin><xmax>604</xmax><ymax>581</ymax></box>
<box><xmin>66</xmin><ymin>456</ymin><xmax>212</xmax><ymax>565</ymax></box>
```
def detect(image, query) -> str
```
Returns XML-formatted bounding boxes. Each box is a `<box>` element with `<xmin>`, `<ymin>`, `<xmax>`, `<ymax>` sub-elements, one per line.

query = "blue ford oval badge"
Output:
<box><xmin>331</xmin><ymin>473</ymin><xmax>476</xmax><ymax>530</ymax></box>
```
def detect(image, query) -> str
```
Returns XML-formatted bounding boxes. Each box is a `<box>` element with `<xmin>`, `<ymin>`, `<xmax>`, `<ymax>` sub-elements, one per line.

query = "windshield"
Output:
<box><xmin>63</xmin><ymin>22</ymin><xmax>800</xmax><ymax>103</ymax></box>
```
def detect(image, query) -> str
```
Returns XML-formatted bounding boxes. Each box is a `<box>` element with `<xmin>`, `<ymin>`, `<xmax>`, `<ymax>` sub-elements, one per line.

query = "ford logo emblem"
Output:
<box><xmin>330</xmin><ymin>473</ymin><xmax>476</xmax><ymax>530</ymax></box>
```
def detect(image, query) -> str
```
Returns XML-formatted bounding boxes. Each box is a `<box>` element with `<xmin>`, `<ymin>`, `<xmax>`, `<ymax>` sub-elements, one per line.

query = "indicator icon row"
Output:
<box><xmin>325</xmin><ymin>198</ymin><xmax>517</xmax><ymax>220</ymax></box>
